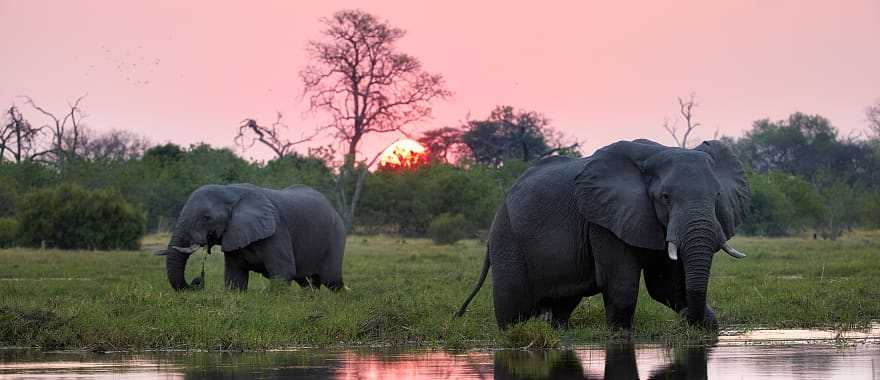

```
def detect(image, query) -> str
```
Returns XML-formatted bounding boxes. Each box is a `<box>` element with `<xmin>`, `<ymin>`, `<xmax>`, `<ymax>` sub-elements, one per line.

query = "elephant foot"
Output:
<box><xmin>679</xmin><ymin>308</ymin><xmax>719</xmax><ymax>330</ymax></box>
<box><xmin>610</xmin><ymin>328</ymin><xmax>633</xmax><ymax>341</ymax></box>
<box><xmin>189</xmin><ymin>276</ymin><xmax>205</xmax><ymax>290</ymax></box>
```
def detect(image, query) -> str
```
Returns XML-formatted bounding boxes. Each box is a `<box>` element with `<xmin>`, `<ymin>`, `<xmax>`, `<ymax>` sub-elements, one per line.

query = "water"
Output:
<box><xmin>1</xmin><ymin>326</ymin><xmax>878</xmax><ymax>379</ymax></box>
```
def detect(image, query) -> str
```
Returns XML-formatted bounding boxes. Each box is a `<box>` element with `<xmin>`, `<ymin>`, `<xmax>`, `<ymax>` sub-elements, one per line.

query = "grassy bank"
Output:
<box><xmin>0</xmin><ymin>232</ymin><xmax>878</xmax><ymax>351</ymax></box>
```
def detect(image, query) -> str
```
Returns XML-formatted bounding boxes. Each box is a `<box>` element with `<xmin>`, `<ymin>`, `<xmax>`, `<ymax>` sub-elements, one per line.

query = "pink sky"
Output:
<box><xmin>2</xmin><ymin>1</ymin><xmax>879</xmax><ymax>161</ymax></box>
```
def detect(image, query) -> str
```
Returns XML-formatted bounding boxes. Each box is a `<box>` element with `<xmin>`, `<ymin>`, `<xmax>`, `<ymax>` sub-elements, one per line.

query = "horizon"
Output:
<box><xmin>2</xmin><ymin>1</ymin><xmax>879</xmax><ymax>161</ymax></box>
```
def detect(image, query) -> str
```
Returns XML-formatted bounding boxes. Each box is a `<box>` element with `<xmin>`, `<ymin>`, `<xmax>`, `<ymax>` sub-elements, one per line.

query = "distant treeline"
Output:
<box><xmin>1</xmin><ymin>111</ymin><xmax>879</xmax><ymax>249</ymax></box>
<box><xmin>724</xmin><ymin>112</ymin><xmax>880</xmax><ymax>238</ymax></box>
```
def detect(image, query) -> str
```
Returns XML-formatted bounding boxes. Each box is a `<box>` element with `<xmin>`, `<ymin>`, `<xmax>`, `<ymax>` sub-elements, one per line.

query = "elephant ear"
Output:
<box><xmin>575</xmin><ymin>140</ymin><xmax>667</xmax><ymax>250</ymax></box>
<box><xmin>695</xmin><ymin>140</ymin><xmax>751</xmax><ymax>239</ymax></box>
<box><xmin>222</xmin><ymin>189</ymin><xmax>278</xmax><ymax>252</ymax></box>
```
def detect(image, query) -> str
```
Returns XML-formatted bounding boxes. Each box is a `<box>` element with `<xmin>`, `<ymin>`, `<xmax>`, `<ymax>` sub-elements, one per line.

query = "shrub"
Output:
<box><xmin>500</xmin><ymin>319</ymin><xmax>561</xmax><ymax>349</ymax></box>
<box><xmin>16</xmin><ymin>184</ymin><xmax>145</xmax><ymax>250</ymax></box>
<box><xmin>359</xmin><ymin>163</ymin><xmax>506</xmax><ymax>236</ymax></box>
<box><xmin>0</xmin><ymin>218</ymin><xmax>17</xmax><ymax>248</ymax></box>
<box><xmin>428</xmin><ymin>213</ymin><xmax>468</xmax><ymax>245</ymax></box>
<box><xmin>0</xmin><ymin>182</ymin><xmax>16</xmax><ymax>218</ymax></box>
<box><xmin>742</xmin><ymin>171</ymin><xmax>825</xmax><ymax>236</ymax></box>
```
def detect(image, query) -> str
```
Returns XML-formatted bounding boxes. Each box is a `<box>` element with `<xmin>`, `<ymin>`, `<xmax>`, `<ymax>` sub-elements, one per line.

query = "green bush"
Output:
<box><xmin>500</xmin><ymin>319</ymin><xmax>561</xmax><ymax>349</ymax></box>
<box><xmin>16</xmin><ymin>184</ymin><xmax>145</xmax><ymax>250</ymax></box>
<box><xmin>0</xmin><ymin>183</ymin><xmax>16</xmax><ymax>218</ymax></box>
<box><xmin>359</xmin><ymin>163</ymin><xmax>508</xmax><ymax>235</ymax></box>
<box><xmin>0</xmin><ymin>218</ymin><xmax>17</xmax><ymax>248</ymax></box>
<box><xmin>428</xmin><ymin>213</ymin><xmax>468</xmax><ymax>245</ymax></box>
<box><xmin>742</xmin><ymin>171</ymin><xmax>825</xmax><ymax>236</ymax></box>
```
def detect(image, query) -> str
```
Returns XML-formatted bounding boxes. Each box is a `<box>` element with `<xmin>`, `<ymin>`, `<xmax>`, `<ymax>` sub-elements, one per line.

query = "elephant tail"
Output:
<box><xmin>455</xmin><ymin>252</ymin><xmax>491</xmax><ymax>317</ymax></box>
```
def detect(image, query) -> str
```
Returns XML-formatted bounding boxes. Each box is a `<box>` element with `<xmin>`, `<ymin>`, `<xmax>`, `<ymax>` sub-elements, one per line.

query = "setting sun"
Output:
<box><xmin>378</xmin><ymin>139</ymin><xmax>428</xmax><ymax>170</ymax></box>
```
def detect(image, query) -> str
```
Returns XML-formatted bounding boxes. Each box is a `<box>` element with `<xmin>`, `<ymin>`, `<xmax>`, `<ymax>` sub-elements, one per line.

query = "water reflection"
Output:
<box><xmin>494</xmin><ymin>344</ymin><xmax>709</xmax><ymax>379</ymax></box>
<box><xmin>1</xmin><ymin>343</ymin><xmax>878</xmax><ymax>379</ymax></box>
<box><xmin>177</xmin><ymin>350</ymin><xmax>494</xmax><ymax>379</ymax></box>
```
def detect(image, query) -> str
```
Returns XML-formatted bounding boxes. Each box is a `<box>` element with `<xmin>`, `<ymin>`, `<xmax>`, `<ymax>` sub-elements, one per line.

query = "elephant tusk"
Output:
<box><xmin>721</xmin><ymin>242</ymin><xmax>747</xmax><ymax>259</ymax></box>
<box><xmin>170</xmin><ymin>245</ymin><xmax>200</xmax><ymax>254</ymax></box>
<box><xmin>667</xmin><ymin>241</ymin><xmax>678</xmax><ymax>261</ymax></box>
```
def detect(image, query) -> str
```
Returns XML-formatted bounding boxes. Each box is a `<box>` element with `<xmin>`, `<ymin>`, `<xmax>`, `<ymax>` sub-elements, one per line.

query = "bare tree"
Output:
<box><xmin>300</xmin><ymin>9</ymin><xmax>451</xmax><ymax>229</ymax></box>
<box><xmin>0</xmin><ymin>105</ymin><xmax>45</xmax><ymax>162</ymax></box>
<box><xmin>867</xmin><ymin>100</ymin><xmax>880</xmax><ymax>138</ymax></box>
<box><xmin>235</xmin><ymin>112</ymin><xmax>317</xmax><ymax>159</ymax></box>
<box><xmin>75</xmin><ymin>128</ymin><xmax>152</xmax><ymax>161</ymax></box>
<box><xmin>663</xmin><ymin>92</ymin><xmax>701</xmax><ymax>148</ymax></box>
<box><xmin>23</xmin><ymin>95</ymin><xmax>87</xmax><ymax>170</ymax></box>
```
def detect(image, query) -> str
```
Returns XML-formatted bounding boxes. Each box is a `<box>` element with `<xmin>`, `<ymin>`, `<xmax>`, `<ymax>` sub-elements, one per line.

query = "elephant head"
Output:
<box><xmin>160</xmin><ymin>184</ymin><xmax>277</xmax><ymax>290</ymax></box>
<box><xmin>576</xmin><ymin>139</ymin><xmax>750</xmax><ymax>324</ymax></box>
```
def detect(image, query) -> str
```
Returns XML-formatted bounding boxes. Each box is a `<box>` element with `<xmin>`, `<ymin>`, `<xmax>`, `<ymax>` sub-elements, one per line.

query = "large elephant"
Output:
<box><xmin>157</xmin><ymin>184</ymin><xmax>346</xmax><ymax>291</ymax></box>
<box><xmin>456</xmin><ymin>139</ymin><xmax>750</xmax><ymax>330</ymax></box>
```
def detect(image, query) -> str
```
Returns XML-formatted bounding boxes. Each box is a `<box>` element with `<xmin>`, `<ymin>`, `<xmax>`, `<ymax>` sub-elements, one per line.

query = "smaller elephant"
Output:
<box><xmin>157</xmin><ymin>184</ymin><xmax>346</xmax><ymax>291</ymax></box>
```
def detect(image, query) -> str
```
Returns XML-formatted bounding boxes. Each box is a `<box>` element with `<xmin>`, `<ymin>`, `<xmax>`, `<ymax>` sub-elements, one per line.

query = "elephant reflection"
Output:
<box><xmin>494</xmin><ymin>343</ymin><xmax>710</xmax><ymax>380</ymax></box>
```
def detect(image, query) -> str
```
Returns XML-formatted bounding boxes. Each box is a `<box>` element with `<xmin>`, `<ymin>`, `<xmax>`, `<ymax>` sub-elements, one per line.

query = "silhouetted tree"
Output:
<box><xmin>418</xmin><ymin>127</ymin><xmax>464</xmax><ymax>163</ymax></box>
<box><xmin>300</xmin><ymin>9</ymin><xmax>451</xmax><ymax>229</ymax></box>
<box><xmin>0</xmin><ymin>106</ymin><xmax>44</xmax><ymax>162</ymax></box>
<box><xmin>23</xmin><ymin>95</ymin><xmax>87</xmax><ymax>171</ymax></box>
<box><xmin>144</xmin><ymin>143</ymin><xmax>184</xmax><ymax>165</ymax></box>
<box><xmin>733</xmin><ymin>113</ymin><xmax>841</xmax><ymax>180</ymax></box>
<box><xmin>235</xmin><ymin>112</ymin><xmax>316</xmax><ymax>159</ymax></box>
<box><xmin>867</xmin><ymin>99</ymin><xmax>880</xmax><ymax>138</ymax></box>
<box><xmin>71</xmin><ymin>128</ymin><xmax>151</xmax><ymax>161</ymax></box>
<box><xmin>461</xmin><ymin>106</ymin><xmax>578</xmax><ymax>167</ymax></box>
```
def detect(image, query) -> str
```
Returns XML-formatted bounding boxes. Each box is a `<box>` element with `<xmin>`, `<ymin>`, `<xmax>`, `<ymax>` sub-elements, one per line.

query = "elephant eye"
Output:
<box><xmin>661</xmin><ymin>193</ymin><xmax>671</xmax><ymax>203</ymax></box>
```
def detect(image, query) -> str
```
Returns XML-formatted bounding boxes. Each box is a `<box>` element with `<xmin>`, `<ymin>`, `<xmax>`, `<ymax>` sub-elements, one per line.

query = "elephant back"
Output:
<box><xmin>504</xmin><ymin>157</ymin><xmax>585</xmax><ymax>239</ymax></box>
<box><xmin>274</xmin><ymin>185</ymin><xmax>343</xmax><ymax>230</ymax></box>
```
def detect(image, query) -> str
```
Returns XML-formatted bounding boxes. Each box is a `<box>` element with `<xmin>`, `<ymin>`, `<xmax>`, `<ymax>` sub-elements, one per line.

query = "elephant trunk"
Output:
<box><xmin>678</xmin><ymin>218</ymin><xmax>718</xmax><ymax>325</ymax></box>
<box><xmin>166</xmin><ymin>230</ymin><xmax>194</xmax><ymax>290</ymax></box>
<box><xmin>683</xmin><ymin>251</ymin><xmax>712</xmax><ymax>323</ymax></box>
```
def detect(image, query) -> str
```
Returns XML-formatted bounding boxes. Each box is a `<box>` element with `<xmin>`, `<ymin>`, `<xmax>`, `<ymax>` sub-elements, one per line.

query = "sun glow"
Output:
<box><xmin>378</xmin><ymin>139</ymin><xmax>428</xmax><ymax>170</ymax></box>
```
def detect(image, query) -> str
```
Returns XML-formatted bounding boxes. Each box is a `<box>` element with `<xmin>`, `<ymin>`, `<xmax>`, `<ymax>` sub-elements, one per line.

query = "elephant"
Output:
<box><xmin>157</xmin><ymin>183</ymin><xmax>346</xmax><ymax>291</ymax></box>
<box><xmin>456</xmin><ymin>139</ymin><xmax>750</xmax><ymax>331</ymax></box>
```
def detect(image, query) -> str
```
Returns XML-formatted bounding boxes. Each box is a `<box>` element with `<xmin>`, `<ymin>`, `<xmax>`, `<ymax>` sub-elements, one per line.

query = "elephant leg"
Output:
<box><xmin>257</xmin><ymin>234</ymin><xmax>296</xmax><ymax>285</ymax></box>
<box><xmin>590</xmin><ymin>224</ymin><xmax>642</xmax><ymax>331</ymax></box>
<box><xmin>489</xmin><ymin>208</ymin><xmax>538</xmax><ymax>328</ymax></box>
<box><xmin>493</xmin><ymin>261</ymin><xmax>537</xmax><ymax>329</ymax></box>
<box><xmin>321</xmin><ymin>277</ymin><xmax>345</xmax><ymax>291</ymax></box>
<box><xmin>318</xmin><ymin>237</ymin><xmax>346</xmax><ymax>291</ymax></box>
<box><xmin>309</xmin><ymin>272</ymin><xmax>344</xmax><ymax>292</ymax></box>
<box><xmin>317</xmin><ymin>254</ymin><xmax>345</xmax><ymax>291</ymax></box>
<box><xmin>642</xmin><ymin>253</ymin><xmax>687</xmax><ymax>314</ymax></box>
<box><xmin>546</xmin><ymin>295</ymin><xmax>582</xmax><ymax>328</ymax></box>
<box><xmin>294</xmin><ymin>274</ymin><xmax>325</xmax><ymax>290</ymax></box>
<box><xmin>604</xmin><ymin>344</ymin><xmax>639</xmax><ymax>379</ymax></box>
<box><xmin>294</xmin><ymin>275</ymin><xmax>325</xmax><ymax>290</ymax></box>
<box><xmin>224</xmin><ymin>255</ymin><xmax>250</xmax><ymax>290</ymax></box>
<box><xmin>491</xmin><ymin>244</ymin><xmax>538</xmax><ymax>327</ymax></box>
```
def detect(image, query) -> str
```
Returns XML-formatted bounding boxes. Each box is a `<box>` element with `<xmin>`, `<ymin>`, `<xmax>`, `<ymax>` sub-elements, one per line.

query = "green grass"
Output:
<box><xmin>0</xmin><ymin>232</ymin><xmax>878</xmax><ymax>351</ymax></box>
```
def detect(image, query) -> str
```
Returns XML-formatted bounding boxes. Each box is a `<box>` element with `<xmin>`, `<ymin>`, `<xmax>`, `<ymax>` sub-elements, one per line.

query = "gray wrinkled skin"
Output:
<box><xmin>161</xmin><ymin>184</ymin><xmax>346</xmax><ymax>291</ymax></box>
<box><xmin>457</xmin><ymin>139</ymin><xmax>750</xmax><ymax>331</ymax></box>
